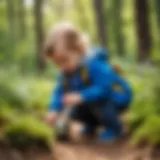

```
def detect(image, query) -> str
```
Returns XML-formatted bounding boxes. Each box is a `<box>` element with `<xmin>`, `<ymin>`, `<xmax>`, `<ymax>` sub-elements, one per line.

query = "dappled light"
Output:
<box><xmin>0</xmin><ymin>0</ymin><xmax>160</xmax><ymax>160</ymax></box>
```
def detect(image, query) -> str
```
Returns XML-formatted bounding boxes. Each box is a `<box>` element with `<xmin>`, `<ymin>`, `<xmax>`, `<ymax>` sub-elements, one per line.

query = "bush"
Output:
<box><xmin>0</xmin><ymin>71</ymin><xmax>53</xmax><ymax>115</ymax></box>
<box><xmin>4</xmin><ymin>116</ymin><xmax>54</xmax><ymax>149</ymax></box>
<box><xmin>0</xmin><ymin>106</ymin><xmax>16</xmax><ymax>125</ymax></box>
<box><xmin>0</xmin><ymin>72</ymin><xmax>55</xmax><ymax>148</ymax></box>
<box><xmin>132</xmin><ymin>115</ymin><xmax>160</xmax><ymax>146</ymax></box>
<box><xmin>127</xmin><ymin>66</ymin><xmax>160</xmax><ymax>145</ymax></box>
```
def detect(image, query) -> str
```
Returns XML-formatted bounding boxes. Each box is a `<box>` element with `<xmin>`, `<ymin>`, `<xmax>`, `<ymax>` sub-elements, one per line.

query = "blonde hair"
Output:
<box><xmin>44</xmin><ymin>22</ymin><xmax>89</xmax><ymax>57</ymax></box>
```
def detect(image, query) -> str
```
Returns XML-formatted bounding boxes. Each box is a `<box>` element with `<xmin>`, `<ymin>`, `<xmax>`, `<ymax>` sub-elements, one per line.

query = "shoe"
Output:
<box><xmin>97</xmin><ymin>128</ymin><xmax>121</xmax><ymax>142</ymax></box>
<box><xmin>81</xmin><ymin>125</ymin><xmax>96</xmax><ymax>138</ymax></box>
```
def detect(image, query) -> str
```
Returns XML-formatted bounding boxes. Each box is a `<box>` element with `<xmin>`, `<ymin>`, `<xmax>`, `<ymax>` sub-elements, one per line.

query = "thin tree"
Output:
<box><xmin>17</xmin><ymin>0</ymin><xmax>26</xmax><ymax>39</ymax></box>
<box><xmin>112</xmin><ymin>0</ymin><xmax>125</xmax><ymax>56</ymax></box>
<box><xmin>135</xmin><ymin>0</ymin><xmax>152</xmax><ymax>61</ymax></box>
<box><xmin>6</xmin><ymin>0</ymin><xmax>15</xmax><ymax>41</ymax></box>
<box><xmin>34</xmin><ymin>0</ymin><xmax>45</xmax><ymax>71</ymax></box>
<box><xmin>93</xmin><ymin>0</ymin><xmax>107</xmax><ymax>47</ymax></box>
<box><xmin>154</xmin><ymin>0</ymin><xmax>160</xmax><ymax>34</ymax></box>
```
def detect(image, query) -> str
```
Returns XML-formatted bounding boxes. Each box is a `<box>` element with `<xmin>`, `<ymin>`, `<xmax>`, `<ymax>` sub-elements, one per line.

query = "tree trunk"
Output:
<box><xmin>154</xmin><ymin>0</ymin><xmax>160</xmax><ymax>33</ymax></box>
<box><xmin>17</xmin><ymin>0</ymin><xmax>26</xmax><ymax>39</ymax></box>
<box><xmin>93</xmin><ymin>0</ymin><xmax>107</xmax><ymax>47</ymax></box>
<box><xmin>6</xmin><ymin>0</ymin><xmax>15</xmax><ymax>41</ymax></box>
<box><xmin>135</xmin><ymin>0</ymin><xmax>152</xmax><ymax>61</ymax></box>
<box><xmin>112</xmin><ymin>0</ymin><xmax>125</xmax><ymax>56</ymax></box>
<box><xmin>34</xmin><ymin>0</ymin><xmax>45</xmax><ymax>71</ymax></box>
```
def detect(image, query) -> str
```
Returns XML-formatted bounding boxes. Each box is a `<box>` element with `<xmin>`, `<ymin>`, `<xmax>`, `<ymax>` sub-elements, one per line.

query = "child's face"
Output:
<box><xmin>52</xmin><ymin>49</ymin><xmax>82</xmax><ymax>73</ymax></box>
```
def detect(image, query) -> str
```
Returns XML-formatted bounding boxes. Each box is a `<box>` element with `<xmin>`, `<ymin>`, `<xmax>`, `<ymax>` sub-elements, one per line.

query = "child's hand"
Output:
<box><xmin>45</xmin><ymin>112</ymin><xmax>58</xmax><ymax>127</ymax></box>
<box><xmin>63</xmin><ymin>93</ymin><xmax>83</xmax><ymax>106</ymax></box>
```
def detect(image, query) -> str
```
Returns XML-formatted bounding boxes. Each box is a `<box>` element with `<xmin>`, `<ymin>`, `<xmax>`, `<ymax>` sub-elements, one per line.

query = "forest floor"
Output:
<box><xmin>0</xmin><ymin>140</ymin><xmax>159</xmax><ymax>160</ymax></box>
<box><xmin>54</xmin><ymin>123</ymin><xmax>160</xmax><ymax>160</ymax></box>
<box><xmin>53</xmin><ymin>124</ymin><xmax>160</xmax><ymax>160</ymax></box>
<box><xmin>0</xmin><ymin>123</ymin><xmax>160</xmax><ymax>160</ymax></box>
<box><xmin>54</xmin><ymin>141</ymin><xmax>159</xmax><ymax>160</ymax></box>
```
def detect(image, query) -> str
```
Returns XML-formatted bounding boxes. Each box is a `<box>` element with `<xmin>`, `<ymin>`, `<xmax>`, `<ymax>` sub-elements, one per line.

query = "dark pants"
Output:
<box><xmin>71</xmin><ymin>102</ymin><xmax>123</xmax><ymax>135</ymax></box>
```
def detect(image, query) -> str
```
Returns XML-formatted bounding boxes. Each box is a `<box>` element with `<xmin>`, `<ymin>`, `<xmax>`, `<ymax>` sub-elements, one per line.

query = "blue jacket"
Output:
<box><xmin>86</xmin><ymin>47</ymin><xmax>109</xmax><ymax>62</ymax></box>
<box><xmin>49</xmin><ymin>58</ymin><xmax>132</xmax><ymax>112</ymax></box>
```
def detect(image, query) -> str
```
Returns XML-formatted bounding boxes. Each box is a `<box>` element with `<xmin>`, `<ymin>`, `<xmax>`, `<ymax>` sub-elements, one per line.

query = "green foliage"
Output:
<box><xmin>127</xmin><ymin>65</ymin><xmax>160</xmax><ymax>145</ymax></box>
<box><xmin>0</xmin><ymin>71</ymin><xmax>53</xmax><ymax>112</ymax></box>
<box><xmin>0</xmin><ymin>0</ymin><xmax>160</xmax><ymax>148</ymax></box>
<box><xmin>0</xmin><ymin>71</ymin><xmax>54</xmax><ymax>148</ymax></box>
<box><xmin>0</xmin><ymin>106</ymin><xmax>16</xmax><ymax>126</ymax></box>
<box><xmin>4</xmin><ymin>116</ymin><xmax>54</xmax><ymax>149</ymax></box>
<box><xmin>132</xmin><ymin>115</ymin><xmax>160</xmax><ymax>145</ymax></box>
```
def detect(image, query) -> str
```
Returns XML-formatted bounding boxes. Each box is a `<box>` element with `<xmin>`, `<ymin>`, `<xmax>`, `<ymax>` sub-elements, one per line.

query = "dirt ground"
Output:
<box><xmin>0</xmin><ymin>140</ymin><xmax>159</xmax><ymax>160</ymax></box>
<box><xmin>53</xmin><ymin>123</ymin><xmax>160</xmax><ymax>160</ymax></box>
<box><xmin>0</xmin><ymin>146</ymin><xmax>53</xmax><ymax>160</ymax></box>
<box><xmin>0</xmin><ymin>123</ymin><xmax>159</xmax><ymax>160</ymax></box>
<box><xmin>54</xmin><ymin>141</ymin><xmax>160</xmax><ymax>160</ymax></box>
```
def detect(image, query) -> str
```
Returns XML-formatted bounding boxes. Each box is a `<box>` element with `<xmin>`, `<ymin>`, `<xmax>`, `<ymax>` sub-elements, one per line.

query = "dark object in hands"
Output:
<box><xmin>55</xmin><ymin>108</ymin><xmax>72</xmax><ymax>141</ymax></box>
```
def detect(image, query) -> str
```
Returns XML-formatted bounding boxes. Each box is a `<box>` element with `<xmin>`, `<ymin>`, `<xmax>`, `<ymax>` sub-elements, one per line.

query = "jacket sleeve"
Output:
<box><xmin>49</xmin><ymin>76</ymin><xmax>64</xmax><ymax>112</ymax></box>
<box><xmin>80</xmin><ymin>60</ymin><xmax>116</xmax><ymax>103</ymax></box>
